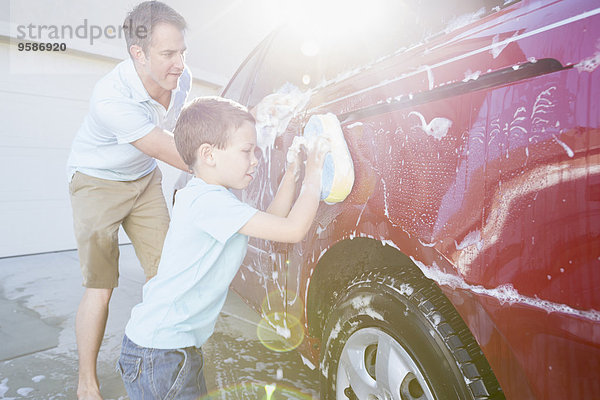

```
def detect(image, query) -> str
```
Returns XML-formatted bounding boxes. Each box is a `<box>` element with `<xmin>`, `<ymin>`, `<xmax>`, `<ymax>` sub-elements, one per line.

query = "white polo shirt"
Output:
<box><xmin>67</xmin><ymin>58</ymin><xmax>191</xmax><ymax>182</ymax></box>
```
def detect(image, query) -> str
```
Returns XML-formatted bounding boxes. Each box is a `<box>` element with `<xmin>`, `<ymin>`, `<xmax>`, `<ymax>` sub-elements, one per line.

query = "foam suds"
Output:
<box><xmin>16</xmin><ymin>387</ymin><xmax>34</xmax><ymax>396</ymax></box>
<box><xmin>346</xmin><ymin>122</ymin><xmax>363</xmax><ymax>129</ymax></box>
<box><xmin>329</xmin><ymin>321</ymin><xmax>341</xmax><ymax>342</ymax></box>
<box><xmin>350</xmin><ymin>295</ymin><xmax>384</xmax><ymax>321</ymax></box>
<box><xmin>0</xmin><ymin>378</ymin><xmax>9</xmax><ymax>397</ymax></box>
<box><xmin>444</xmin><ymin>7</ymin><xmax>486</xmax><ymax>33</ymax></box>
<box><xmin>276</xmin><ymin>325</ymin><xmax>292</xmax><ymax>340</ymax></box>
<box><xmin>552</xmin><ymin>133</ymin><xmax>574</xmax><ymax>158</ymax></box>
<box><xmin>320</xmin><ymin>361</ymin><xmax>329</xmax><ymax>378</ymax></box>
<box><xmin>424</xmin><ymin>65</ymin><xmax>434</xmax><ymax>90</ymax></box>
<box><xmin>463</xmin><ymin>69</ymin><xmax>481</xmax><ymax>82</ymax></box>
<box><xmin>455</xmin><ymin>230</ymin><xmax>483</xmax><ymax>251</ymax></box>
<box><xmin>408</xmin><ymin>111</ymin><xmax>452</xmax><ymax>140</ymax></box>
<box><xmin>364</xmin><ymin>308</ymin><xmax>385</xmax><ymax>321</ymax></box>
<box><xmin>490</xmin><ymin>32</ymin><xmax>519</xmax><ymax>59</ymax></box>
<box><xmin>351</xmin><ymin>295</ymin><xmax>373</xmax><ymax>309</ymax></box>
<box><xmin>418</xmin><ymin>238</ymin><xmax>436</xmax><ymax>247</ymax></box>
<box><xmin>531</xmin><ymin>86</ymin><xmax>556</xmax><ymax>120</ymax></box>
<box><xmin>397</xmin><ymin>283</ymin><xmax>414</xmax><ymax>297</ymax></box>
<box><xmin>576</xmin><ymin>52</ymin><xmax>600</xmax><ymax>72</ymax></box>
<box><xmin>259</xmin><ymin>311</ymin><xmax>291</xmax><ymax>339</ymax></box>
<box><xmin>254</xmin><ymin>83</ymin><xmax>311</xmax><ymax>153</ymax></box>
<box><xmin>300</xmin><ymin>354</ymin><xmax>316</xmax><ymax>370</ymax></box>
<box><xmin>409</xmin><ymin>257</ymin><xmax>600</xmax><ymax>321</ymax></box>
<box><xmin>287</xmin><ymin>136</ymin><xmax>308</xmax><ymax>165</ymax></box>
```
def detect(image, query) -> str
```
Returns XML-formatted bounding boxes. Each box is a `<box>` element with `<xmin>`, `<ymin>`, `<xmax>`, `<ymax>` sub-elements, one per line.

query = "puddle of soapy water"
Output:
<box><xmin>205</xmin><ymin>325</ymin><xmax>319</xmax><ymax>400</ymax></box>
<box><xmin>202</xmin><ymin>383</ymin><xmax>313</xmax><ymax>400</ymax></box>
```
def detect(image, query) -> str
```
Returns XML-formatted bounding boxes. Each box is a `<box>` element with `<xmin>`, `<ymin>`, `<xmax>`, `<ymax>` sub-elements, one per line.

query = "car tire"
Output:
<box><xmin>319</xmin><ymin>268</ymin><xmax>504</xmax><ymax>400</ymax></box>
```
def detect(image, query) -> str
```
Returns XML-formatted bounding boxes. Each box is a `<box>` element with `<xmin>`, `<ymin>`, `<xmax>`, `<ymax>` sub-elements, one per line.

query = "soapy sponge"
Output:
<box><xmin>303</xmin><ymin>113</ymin><xmax>355</xmax><ymax>204</ymax></box>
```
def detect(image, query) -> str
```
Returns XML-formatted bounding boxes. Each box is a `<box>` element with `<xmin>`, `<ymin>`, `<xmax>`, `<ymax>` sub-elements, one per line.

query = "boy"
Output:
<box><xmin>117</xmin><ymin>97</ymin><xmax>329</xmax><ymax>399</ymax></box>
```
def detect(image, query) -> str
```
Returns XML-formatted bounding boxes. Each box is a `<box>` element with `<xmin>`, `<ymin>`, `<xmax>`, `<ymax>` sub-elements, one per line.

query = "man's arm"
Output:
<box><xmin>132</xmin><ymin>126</ymin><xmax>189</xmax><ymax>172</ymax></box>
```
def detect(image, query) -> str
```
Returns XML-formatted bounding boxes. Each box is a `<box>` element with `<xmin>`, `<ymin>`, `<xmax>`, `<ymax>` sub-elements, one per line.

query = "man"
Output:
<box><xmin>66</xmin><ymin>2</ymin><xmax>191</xmax><ymax>399</ymax></box>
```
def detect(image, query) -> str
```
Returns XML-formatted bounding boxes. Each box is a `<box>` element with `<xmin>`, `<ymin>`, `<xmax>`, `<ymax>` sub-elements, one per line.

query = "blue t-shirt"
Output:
<box><xmin>125</xmin><ymin>177</ymin><xmax>258</xmax><ymax>349</ymax></box>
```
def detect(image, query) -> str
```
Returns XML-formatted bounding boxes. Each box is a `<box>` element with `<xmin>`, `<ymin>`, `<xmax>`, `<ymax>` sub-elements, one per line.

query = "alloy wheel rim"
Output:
<box><xmin>336</xmin><ymin>327</ymin><xmax>435</xmax><ymax>400</ymax></box>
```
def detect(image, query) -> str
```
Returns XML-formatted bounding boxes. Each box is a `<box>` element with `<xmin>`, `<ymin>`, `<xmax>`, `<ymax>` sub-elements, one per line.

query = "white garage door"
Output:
<box><xmin>0</xmin><ymin>43</ymin><xmax>120</xmax><ymax>257</ymax></box>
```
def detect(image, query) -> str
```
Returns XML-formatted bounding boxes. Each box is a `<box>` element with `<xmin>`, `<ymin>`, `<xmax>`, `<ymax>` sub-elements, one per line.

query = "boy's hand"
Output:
<box><xmin>286</xmin><ymin>136</ymin><xmax>306</xmax><ymax>179</ymax></box>
<box><xmin>305</xmin><ymin>136</ymin><xmax>330</xmax><ymax>178</ymax></box>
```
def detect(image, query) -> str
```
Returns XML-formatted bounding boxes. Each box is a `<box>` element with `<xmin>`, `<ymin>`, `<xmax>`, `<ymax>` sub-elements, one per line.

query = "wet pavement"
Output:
<box><xmin>0</xmin><ymin>245</ymin><xmax>319</xmax><ymax>399</ymax></box>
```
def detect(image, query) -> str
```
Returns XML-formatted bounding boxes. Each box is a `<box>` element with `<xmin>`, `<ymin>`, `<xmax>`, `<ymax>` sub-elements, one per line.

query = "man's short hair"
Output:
<box><xmin>174</xmin><ymin>97</ymin><xmax>256</xmax><ymax>168</ymax></box>
<box><xmin>123</xmin><ymin>1</ymin><xmax>186</xmax><ymax>55</ymax></box>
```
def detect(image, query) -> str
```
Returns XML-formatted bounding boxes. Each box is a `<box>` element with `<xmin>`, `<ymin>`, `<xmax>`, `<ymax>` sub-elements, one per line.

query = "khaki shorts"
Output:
<box><xmin>69</xmin><ymin>169</ymin><xmax>170</xmax><ymax>288</ymax></box>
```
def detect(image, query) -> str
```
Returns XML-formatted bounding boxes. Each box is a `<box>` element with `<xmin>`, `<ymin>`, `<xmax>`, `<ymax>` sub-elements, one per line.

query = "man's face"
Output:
<box><xmin>142</xmin><ymin>22</ymin><xmax>187</xmax><ymax>91</ymax></box>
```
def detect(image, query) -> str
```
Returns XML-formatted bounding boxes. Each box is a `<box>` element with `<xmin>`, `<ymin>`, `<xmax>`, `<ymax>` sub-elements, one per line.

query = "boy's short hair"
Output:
<box><xmin>123</xmin><ymin>1</ymin><xmax>186</xmax><ymax>55</ymax></box>
<box><xmin>174</xmin><ymin>97</ymin><xmax>256</xmax><ymax>168</ymax></box>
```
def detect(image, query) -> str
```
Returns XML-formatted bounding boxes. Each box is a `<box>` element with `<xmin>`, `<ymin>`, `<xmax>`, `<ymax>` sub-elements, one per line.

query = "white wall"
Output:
<box><xmin>0</xmin><ymin>39</ymin><xmax>220</xmax><ymax>257</ymax></box>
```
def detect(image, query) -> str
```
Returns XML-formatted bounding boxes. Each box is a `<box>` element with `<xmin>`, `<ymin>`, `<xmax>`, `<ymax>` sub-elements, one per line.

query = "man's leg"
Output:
<box><xmin>76</xmin><ymin>288</ymin><xmax>113</xmax><ymax>400</ymax></box>
<box><xmin>69</xmin><ymin>172</ymin><xmax>136</xmax><ymax>399</ymax></box>
<box><xmin>123</xmin><ymin>168</ymin><xmax>170</xmax><ymax>280</ymax></box>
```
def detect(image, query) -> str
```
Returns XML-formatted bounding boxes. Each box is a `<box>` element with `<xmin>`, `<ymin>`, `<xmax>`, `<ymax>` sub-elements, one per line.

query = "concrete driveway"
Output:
<box><xmin>0</xmin><ymin>245</ymin><xmax>319</xmax><ymax>399</ymax></box>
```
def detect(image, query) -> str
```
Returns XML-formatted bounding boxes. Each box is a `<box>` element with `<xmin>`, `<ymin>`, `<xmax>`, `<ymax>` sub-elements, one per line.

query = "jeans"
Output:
<box><xmin>117</xmin><ymin>335</ymin><xmax>208</xmax><ymax>400</ymax></box>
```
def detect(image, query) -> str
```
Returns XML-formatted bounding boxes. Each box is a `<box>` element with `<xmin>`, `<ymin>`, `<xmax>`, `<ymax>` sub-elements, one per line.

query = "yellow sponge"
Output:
<box><xmin>303</xmin><ymin>113</ymin><xmax>355</xmax><ymax>204</ymax></box>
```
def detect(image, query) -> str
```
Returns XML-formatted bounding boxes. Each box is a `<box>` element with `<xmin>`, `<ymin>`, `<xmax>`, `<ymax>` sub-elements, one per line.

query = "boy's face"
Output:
<box><xmin>141</xmin><ymin>22</ymin><xmax>187</xmax><ymax>91</ymax></box>
<box><xmin>212</xmin><ymin>121</ymin><xmax>259</xmax><ymax>190</ymax></box>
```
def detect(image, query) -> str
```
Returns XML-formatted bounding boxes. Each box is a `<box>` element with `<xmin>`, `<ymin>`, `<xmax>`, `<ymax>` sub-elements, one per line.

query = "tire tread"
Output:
<box><xmin>335</xmin><ymin>268</ymin><xmax>505</xmax><ymax>400</ymax></box>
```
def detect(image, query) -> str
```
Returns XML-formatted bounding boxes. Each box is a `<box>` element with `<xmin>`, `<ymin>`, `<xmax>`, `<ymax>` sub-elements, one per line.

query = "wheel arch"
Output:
<box><xmin>306</xmin><ymin>237</ymin><xmax>420</xmax><ymax>339</ymax></box>
<box><xmin>305</xmin><ymin>236</ymin><xmax>535</xmax><ymax>399</ymax></box>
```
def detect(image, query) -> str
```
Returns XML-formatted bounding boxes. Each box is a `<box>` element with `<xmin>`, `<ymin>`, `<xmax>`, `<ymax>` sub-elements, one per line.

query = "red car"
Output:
<box><xmin>222</xmin><ymin>0</ymin><xmax>600</xmax><ymax>399</ymax></box>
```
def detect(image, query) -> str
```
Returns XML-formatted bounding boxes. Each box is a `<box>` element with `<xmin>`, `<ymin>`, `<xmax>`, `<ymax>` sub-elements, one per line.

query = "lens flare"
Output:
<box><xmin>257</xmin><ymin>312</ymin><xmax>305</xmax><ymax>352</ymax></box>
<box><xmin>258</xmin><ymin>290</ymin><xmax>305</xmax><ymax>352</ymax></box>
<box><xmin>265</xmin><ymin>383</ymin><xmax>277</xmax><ymax>399</ymax></box>
<box><xmin>198</xmin><ymin>382</ymin><xmax>314</xmax><ymax>399</ymax></box>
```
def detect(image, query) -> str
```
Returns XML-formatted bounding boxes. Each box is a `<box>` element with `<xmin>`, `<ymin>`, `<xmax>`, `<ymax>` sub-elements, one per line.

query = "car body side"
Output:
<box><xmin>223</xmin><ymin>1</ymin><xmax>600</xmax><ymax>399</ymax></box>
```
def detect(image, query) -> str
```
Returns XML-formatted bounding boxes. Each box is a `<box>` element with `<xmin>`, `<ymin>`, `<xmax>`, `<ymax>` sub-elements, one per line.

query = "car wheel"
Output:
<box><xmin>319</xmin><ymin>269</ymin><xmax>504</xmax><ymax>400</ymax></box>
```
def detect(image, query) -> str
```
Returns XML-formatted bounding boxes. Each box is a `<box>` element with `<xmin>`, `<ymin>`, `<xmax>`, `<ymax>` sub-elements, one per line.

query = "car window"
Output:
<box><xmin>221</xmin><ymin>36</ymin><xmax>270</xmax><ymax>104</ymax></box>
<box><xmin>245</xmin><ymin>0</ymin><xmax>519</xmax><ymax>108</ymax></box>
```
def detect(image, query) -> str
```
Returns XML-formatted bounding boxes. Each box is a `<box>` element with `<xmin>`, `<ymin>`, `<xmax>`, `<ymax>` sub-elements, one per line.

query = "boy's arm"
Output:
<box><xmin>265</xmin><ymin>169</ymin><xmax>297</xmax><ymax>217</ymax></box>
<box><xmin>239</xmin><ymin>171</ymin><xmax>321</xmax><ymax>243</ymax></box>
<box><xmin>239</xmin><ymin>138</ymin><xmax>328</xmax><ymax>243</ymax></box>
<box><xmin>265</xmin><ymin>146</ymin><xmax>303</xmax><ymax>217</ymax></box>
